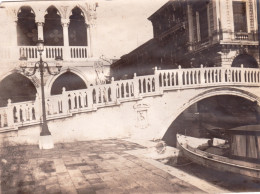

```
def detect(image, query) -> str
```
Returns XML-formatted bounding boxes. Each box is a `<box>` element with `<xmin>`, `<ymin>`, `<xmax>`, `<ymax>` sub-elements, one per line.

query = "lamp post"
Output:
<box><xmin>19</xmin><ymin>40</ymin><xmax>62</xmax><ymax>149</ymax></box>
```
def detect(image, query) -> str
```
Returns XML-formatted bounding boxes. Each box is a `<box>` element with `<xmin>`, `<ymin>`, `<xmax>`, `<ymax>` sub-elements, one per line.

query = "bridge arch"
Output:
<box><xmin>157</xmin><ymin>87</ymin><xmax>260</xmax><ymax>139</ymax></box>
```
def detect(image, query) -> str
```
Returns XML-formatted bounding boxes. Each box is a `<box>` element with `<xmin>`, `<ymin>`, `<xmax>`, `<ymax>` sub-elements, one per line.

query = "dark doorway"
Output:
<box><xmin>0</xmin><ymin>73</ymin><xmax>37</xmax><ymax>107</ymax></box>
<box><xmin>232</xmin><ymin>54</ymin><xmax>258</xmax><ymax>68</ymax></box>
<box><xmin>51</xmin><ymin>72</ymin><xmax>87</xmax><ymax>95</ymax></box>
<box><xmin>69</xmin><ymin>7</ymin><xmax>87</xmax><ymax>46</ymax></box>
<box><xmin>44</xmin><ymin>6</ymin><xmax>63</xmax><ymax>46</ymax></box>
<box><xmin>17</xmin><ymin>6</ymin><xmax>37</xmax><ymax>46</ymax></box>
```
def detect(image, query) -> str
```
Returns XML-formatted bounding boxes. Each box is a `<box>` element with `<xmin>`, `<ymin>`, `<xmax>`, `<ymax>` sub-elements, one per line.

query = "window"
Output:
<box><xmin>233</xmin><ymin>2</ymin><xmax>247</xmax><ymax>32</ymax></box>
<box><xmin>199</xmin><ymin>6</ymin><xmax>209</xmax><ymax>42</ymax></box>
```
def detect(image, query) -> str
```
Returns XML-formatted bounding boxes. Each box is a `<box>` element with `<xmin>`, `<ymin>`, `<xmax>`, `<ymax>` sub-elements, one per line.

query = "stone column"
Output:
<box><xmin>187</xmin><ymin>4</ymin><xmax>194</xmax><ymax>50</ymax></box>
<box><xmin>196</xmin><ymin>11</ymin><xmax>201</xmax><ymax>42</ymax></box>
<box><xmin>207</xmin><ymin>3</ymin><xmax>212</xmax><ymax>38</ymax></box>
<box><xmin>37</xmin><ymin>22</ymin><xmax>44</xmax><ymax>41</ymax></box>
<box><xmin>87</xmin><ymin>24</ymin><xmax>92</xmax><ymax>58</ymax></box>
<box><xmin>61</xmin><ymin>19</ymin><xmax>70</xmax><ymax>60</ymax></box>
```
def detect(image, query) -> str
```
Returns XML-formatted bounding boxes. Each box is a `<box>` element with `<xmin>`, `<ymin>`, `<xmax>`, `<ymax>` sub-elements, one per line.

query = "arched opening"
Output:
<box><xmin>231</xmin><ymin>54</ymin><xmax>258</xmax><ymax>68</ymax></box>
<box><xmin>69</xmin><ymin>7</ymin><xmax>87</xmax><ymax>46</ymax></box>
<box><xmin>0</xmin><ymin>73</ymin><xmax>37</xmax><ymax>107</ymax></box>
<box><xmin>51</xmin><ymin>72</ymin><xmax>87</xmax><ymax>95</ymax></box>
<box><xmin>163</xmin><ymin>95</ymin><xmax>256</xmax><ymax>147</ymax></box>
<box><xmin>17</xmin><ymin>6</ymin><xmax>37</xmax><ymax>46</ymax></box>
<box><xmin>44</xmin><ymin>6</ymin><xmax>63</xmax><ymax>46</ymax></box>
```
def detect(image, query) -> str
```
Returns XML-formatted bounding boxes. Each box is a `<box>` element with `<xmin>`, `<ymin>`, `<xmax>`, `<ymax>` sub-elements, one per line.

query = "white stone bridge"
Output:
<box><xmin>1</xmin><ymin>65</ymin><xmax>260</xmax><ymax>145</ymax></box>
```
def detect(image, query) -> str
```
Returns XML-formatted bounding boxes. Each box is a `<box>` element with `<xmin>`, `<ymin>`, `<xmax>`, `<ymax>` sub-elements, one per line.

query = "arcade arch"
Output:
<box><xmin>69</xmin><ymin>7</ymin><xmax>87</xmax><ymax>46</ymax></box>
<box><xmin>44</xmin><ymin>6</ymin><xmax>63</xmax><ymax>46</ymax></box>
<box><xmin>0</xmin><ymin>73</ymin><xmax>37</xmax><ymax>107</ymax></box>
<box><xmin>17</xmin><ymin>6</ymin><xmax>37</xmax><ymax>46</ymax></box>
<box><xmin>50</xmin><ymin>71</ymin><xmax>87</xmax><ymax>95</ymax></box>
<box><xmin>231</xmin><ymin>54</ymin><xmax>258</xmax><ymax>68</ymax></box>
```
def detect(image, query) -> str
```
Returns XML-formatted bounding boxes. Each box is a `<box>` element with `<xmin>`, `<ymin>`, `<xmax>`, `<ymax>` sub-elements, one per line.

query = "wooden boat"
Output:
<box><xmin>177</xmin><ymin>134</ymin><xmax>260</xmax><ymax>179</ymax></box>
<box><xmin>201</xmin><ymin>123</ymin><xmax>226</xmax><ymax>139</ymax></box>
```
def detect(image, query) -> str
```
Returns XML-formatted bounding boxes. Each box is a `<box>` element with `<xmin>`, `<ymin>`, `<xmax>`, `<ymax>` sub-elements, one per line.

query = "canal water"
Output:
<box><xmin>163</xmin><ymin>156</ymin><xmax>260</xmax><ymax>192</ymax></box>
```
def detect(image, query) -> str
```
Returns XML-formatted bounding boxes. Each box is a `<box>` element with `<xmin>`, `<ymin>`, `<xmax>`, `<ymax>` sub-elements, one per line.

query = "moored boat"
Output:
<box><xmin>177</xmin><ymin>133</ymin><xmax>260</xmax><ymax>179</ymax></box>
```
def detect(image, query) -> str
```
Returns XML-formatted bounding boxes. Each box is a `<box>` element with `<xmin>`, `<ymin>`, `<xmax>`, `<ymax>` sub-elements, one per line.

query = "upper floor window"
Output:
<box><xmin>233</xmin><ymin>1</ymin><xmax>247</xmax><ymax>32</ymax></box>
<box><xmin>69</xmin><ymin>7</ymin><xmax>87</xmax><ymax>46</ymax></box>
<box><xmin>44</xmin><ymin>6</ymin><xmax>63</xmax><ymax>46</ymax></box>
<box><xmin>199</xmin><ymin>6</ymin><xmax>208</xmax><ymax>42</ymax></box>
<box><xmin>17</xmin><ymin>6</ymin><xmax>37</xmax><ymax>46</ymax></box>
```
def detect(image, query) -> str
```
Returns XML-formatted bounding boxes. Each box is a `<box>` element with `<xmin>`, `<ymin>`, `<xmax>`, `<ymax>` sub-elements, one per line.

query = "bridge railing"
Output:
<box><xmin>0</xmin><ymin>66</ymin><xmax>260</xmax><ymax>131</ymax></box>
<box><xmin>156</xmin><ymin>65</ymin><xmax>260</xmax><ymax>89</ymax></box>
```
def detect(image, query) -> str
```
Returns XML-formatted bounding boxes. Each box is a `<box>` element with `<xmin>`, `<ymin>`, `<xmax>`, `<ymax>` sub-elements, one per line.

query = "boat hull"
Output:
<box><xmin>177</xmin><ymin>134</ymin><xmax>260</xmax><ymax>179</ymax></box>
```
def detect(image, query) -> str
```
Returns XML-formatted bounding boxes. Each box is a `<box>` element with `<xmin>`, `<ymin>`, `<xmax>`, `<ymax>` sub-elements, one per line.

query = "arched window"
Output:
<box><xmin>44</xmin><ymin>6</ymin><xmax>63</xmax><ymax>46</ymax></box>
<box><xmin>69</xmin><ymin>7</ymin><xmax>87</xmax><ymax>46</ymax></box>
<box><xmin>17</xmin><ymin>6</ymin><xmax>37</xmax><ymax>46</ymax></box>
<box><xmin>232</xmin><ymin>54</ymin><xmax>258</xmax><ymax>68</ymax></box>
<box><xmin>51</xmin><ymin>72</ymin><xmax>87</xmax><ymax>95</ymax></box>
<box><xmin>0</xmin><ymin>73</ymin><xmax>37</xmax><ymax>107</ymax></box>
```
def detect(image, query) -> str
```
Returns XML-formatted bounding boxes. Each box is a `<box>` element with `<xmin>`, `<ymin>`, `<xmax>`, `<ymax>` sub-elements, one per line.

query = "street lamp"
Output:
<box><xmin>19</xmin><ymin>40</ymin><xmax>62</xmax><ymax>149</ymax></box>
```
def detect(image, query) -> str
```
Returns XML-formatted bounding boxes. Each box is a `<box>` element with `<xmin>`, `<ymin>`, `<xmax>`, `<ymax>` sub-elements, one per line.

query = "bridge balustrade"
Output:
<box><xmin>1</xmin><ymin>66</ymin><xmax>260</xmax><ymax>131</ymax></box>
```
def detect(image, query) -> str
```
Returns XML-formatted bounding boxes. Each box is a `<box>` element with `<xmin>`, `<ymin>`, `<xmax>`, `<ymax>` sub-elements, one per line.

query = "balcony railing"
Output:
<box><xmin>235</xmin><ymin>32</ymin><xmax>249</xmax><ymax>40</ymax></box>
<box><xmin>0</xmin><ymin>46</ymin><xmax>89</xmax><ymax>61</ymax></box>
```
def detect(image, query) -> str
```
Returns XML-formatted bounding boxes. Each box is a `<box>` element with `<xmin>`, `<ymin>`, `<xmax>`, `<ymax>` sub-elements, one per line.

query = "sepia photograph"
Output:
<box><xmin>0</xmin><ymin>0</ymin><xmax>259</xmax><ymax>193</ymax></box>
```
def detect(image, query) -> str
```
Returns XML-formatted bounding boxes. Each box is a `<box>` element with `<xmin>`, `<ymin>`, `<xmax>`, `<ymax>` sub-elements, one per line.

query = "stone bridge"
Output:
<box><xmin>1</xmin><ymin>65</ymin><xmax>260</xmax><ymax>145</ymax></box>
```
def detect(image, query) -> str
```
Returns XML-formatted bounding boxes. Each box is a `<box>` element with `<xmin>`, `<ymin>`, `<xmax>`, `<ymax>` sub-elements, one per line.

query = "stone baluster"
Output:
<box><xmin>133</xmin><ymin>73</ymin><xmax>139</xmax><ymax>98</ymax></box>
<box><xmin>7</xmin><ymin>99</ymin><xmax>14</xmax><ymax>127</ymax></box>
<box><xmin>110</xmin><ymin>77</ymin><xmax>116</xmax><ymax>102</ymax></box>
<box><xmin>85</xmin><ymin>87</ymin><xmax>91</xmax><ymax>108</ymax></box>
<box><xmin>177</xmin><ymin>65</ymin><xmax>183</xmax><ymax>86</ymax></box>
<box><xmin>153</xmin><ymin>67</ymin><xmax>160</xmax><ymax>92</ymax></box>
<box><xmin>221</xmin><ymin>67</ymin><xmax>226</xmax><ymax>83</ymax></box>
<box><xmin>22</xmin><ymin>106</ymin><xmax>26</xmax><ymax>122</ymax></box>
<box><xmin>34</xmin><ymin>93</ymin><xmax>41</xmax><ymax>121</ymax></box>
<box><xmin>62</xmin><ymin>87</ymin><xmax>69</xmax><ymax>113</ymax></box>
<box><xmin>200</xmin><ymin>65</ymin><xmax>206</xmax><ymax>84</ymax></box>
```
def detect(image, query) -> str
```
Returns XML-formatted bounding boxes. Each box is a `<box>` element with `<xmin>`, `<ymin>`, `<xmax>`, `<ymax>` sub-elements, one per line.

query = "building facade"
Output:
<box><xmin>111</xmin><ymin>0</ymin><xmax>259</xmax><ymax>79</ymax></box>
<box><xmin>0</xmin><ymin>0</ymin><xmax>111</xmax><ymax>107</ymax></box>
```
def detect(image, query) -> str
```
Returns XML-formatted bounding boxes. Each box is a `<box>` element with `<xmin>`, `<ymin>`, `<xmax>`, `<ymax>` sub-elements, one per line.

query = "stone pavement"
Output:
<box><xmin>0</xmin><ymin>139</ymin><xmax>203</xmax><ymax>194</ymax></box>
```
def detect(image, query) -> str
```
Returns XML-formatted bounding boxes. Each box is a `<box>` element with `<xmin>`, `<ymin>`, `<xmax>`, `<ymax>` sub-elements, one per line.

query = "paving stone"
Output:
<box><xmin>0</xmin><ymin>139</ymin><xmax>205</xmax><ymax>194</ymax></box>
<box><xmin>54</xmin><ymin>159</ymin><xmax>68</xmax><ymax>173</ymax></box>
<box><xmin>77</xmin><ymin>187</ymin><xmax>96</xmax><ymax>194</ymax></box>
<box><xmin>45</xmin><ymin>183</ymin><xmax>61</xmax><ymax>194</ymax></box>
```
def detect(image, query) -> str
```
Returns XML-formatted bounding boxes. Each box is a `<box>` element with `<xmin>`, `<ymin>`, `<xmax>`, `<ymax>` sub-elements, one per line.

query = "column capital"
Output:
<box><xmin>37</xmin><ymin>22</ymin><xmax>44</xmax><ymax>27</ymax></box>
<box><xmin>35</xmin><ymin>17</ymin><xmax>45</xmax><ymax>24</ymax></box>
<box><xmin>61</xmin><ymin>19</ymin><xmax>70</xmax><ymax>27</ymax></box>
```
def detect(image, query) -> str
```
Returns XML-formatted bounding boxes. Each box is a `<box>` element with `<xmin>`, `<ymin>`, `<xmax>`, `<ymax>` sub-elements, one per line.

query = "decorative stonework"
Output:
<box><xmin>133</xmin><ymin>103</ymin><xmax>150</xmax><ymax>129</ymax></box>
<box><xmin>6</xmin><ymin>7</ymin><xmax>18</xmax><ymax>22</ymax></box>
<box><xmin>60</xmin><ymin>6</ymin><xmax>69</xmax><ymax>19</ymax></box>
<box><xmin>248</xmin><ymin>0</ymin><xmax>254</xmax><ymax>31</ymax></box>
<box><xmin>85</xmin><ymin>2</ymin><xmax>97</xmax><ymax>26</ymax></box>
<box><xmin>94</xmin><ymin>61</ymin><xmax>106</xmax><ymax>85</ymax></box>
